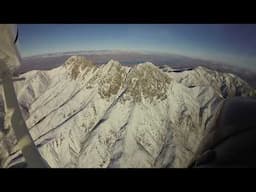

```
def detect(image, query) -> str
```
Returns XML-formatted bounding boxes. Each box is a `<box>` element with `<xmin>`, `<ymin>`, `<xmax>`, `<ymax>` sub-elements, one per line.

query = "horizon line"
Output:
<box><xmin>20</xmin><ymin>49</ymin><xmax>255</xmax><ymax>72</ymax></box>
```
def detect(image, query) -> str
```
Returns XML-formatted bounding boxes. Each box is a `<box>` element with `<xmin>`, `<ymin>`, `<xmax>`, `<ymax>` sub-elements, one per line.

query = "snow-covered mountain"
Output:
<box><xmin>0</xmin><ymin>56</ymin><xmax>255</xmax><ymax>168</ymax></box>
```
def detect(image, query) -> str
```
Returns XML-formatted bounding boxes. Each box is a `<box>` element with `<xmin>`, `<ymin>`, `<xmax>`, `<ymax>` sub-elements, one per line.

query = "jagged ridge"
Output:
<box><xmin>0</xmin><ymin>55</ymin><xmax>255</xmax><ymax>168</ymax></box>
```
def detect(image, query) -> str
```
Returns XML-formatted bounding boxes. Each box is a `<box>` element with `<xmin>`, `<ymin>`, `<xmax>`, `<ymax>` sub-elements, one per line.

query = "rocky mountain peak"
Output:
<box><xmin>123</xmin><ymin>62</ymin><xmax>172</xmax><ymax>103</ymax></box>
<box><xmin>0</xmin><ymin>56</ymin><xmax>255</xmax><ymax>168</ymax></box>
<box><xmin>64</xmin><ymin>55</ymin><xmax>95</xmax><ymax>80</ymax></box>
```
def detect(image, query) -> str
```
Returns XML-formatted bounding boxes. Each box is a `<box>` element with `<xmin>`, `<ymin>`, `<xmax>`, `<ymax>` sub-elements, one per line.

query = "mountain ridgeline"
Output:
<box><xmin>0</xmin><ymin>56</ymin><xmax>255</xmax><ymax>168</ymax></box>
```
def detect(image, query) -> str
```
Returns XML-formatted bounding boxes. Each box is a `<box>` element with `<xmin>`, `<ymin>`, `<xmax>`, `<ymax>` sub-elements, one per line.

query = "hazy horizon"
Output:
<box><xmin>22</xmin><ymin>49</ymin><xmax>256</xmax><ymax>71</ymax></box>
<box><xmin>18</xmin><ymin>24</ymin><xmax>256</xmax><ymax>70</ymax></box>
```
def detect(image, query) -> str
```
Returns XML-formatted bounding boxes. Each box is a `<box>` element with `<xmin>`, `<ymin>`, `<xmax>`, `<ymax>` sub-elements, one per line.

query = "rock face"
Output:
<box><xmin>0</xmin><ymin>56</ymin><xmax>255</xmax><ymax>168</ymax></box>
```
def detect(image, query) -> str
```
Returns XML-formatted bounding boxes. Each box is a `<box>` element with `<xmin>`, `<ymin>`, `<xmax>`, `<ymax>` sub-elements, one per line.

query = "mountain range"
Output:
<box><xmin>0</xmin><ymin>55</ymin><xmax>255</xmax><ymax>168</ymax></box>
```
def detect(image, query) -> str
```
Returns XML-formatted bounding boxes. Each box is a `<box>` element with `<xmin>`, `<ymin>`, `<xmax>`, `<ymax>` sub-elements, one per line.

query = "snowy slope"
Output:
<box><xmin>0</xmin><ymin>56</ymin><xmax>255</xmax><ymax>168</ymax></box>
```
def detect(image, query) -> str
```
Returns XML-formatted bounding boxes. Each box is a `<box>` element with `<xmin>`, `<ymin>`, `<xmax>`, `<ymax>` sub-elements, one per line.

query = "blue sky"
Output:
<box><xmin>18</xmin><ymin>24</ymin><xmax>256</xmax><ymax>70</ymax></box>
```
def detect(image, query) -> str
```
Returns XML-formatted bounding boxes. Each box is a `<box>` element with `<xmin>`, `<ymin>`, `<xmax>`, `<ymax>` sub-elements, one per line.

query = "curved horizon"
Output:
<box><xmin>18</xmin><ymin>24</ymin><xmax>256</xmax><ymax>71</ymax></box>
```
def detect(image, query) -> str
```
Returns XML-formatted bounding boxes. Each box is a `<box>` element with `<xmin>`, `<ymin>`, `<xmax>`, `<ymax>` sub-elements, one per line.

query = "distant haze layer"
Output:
<box><xmin>19</xmin><ymin>50</ymin><xmax>256</xmax><ymax>88</ymax></box>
